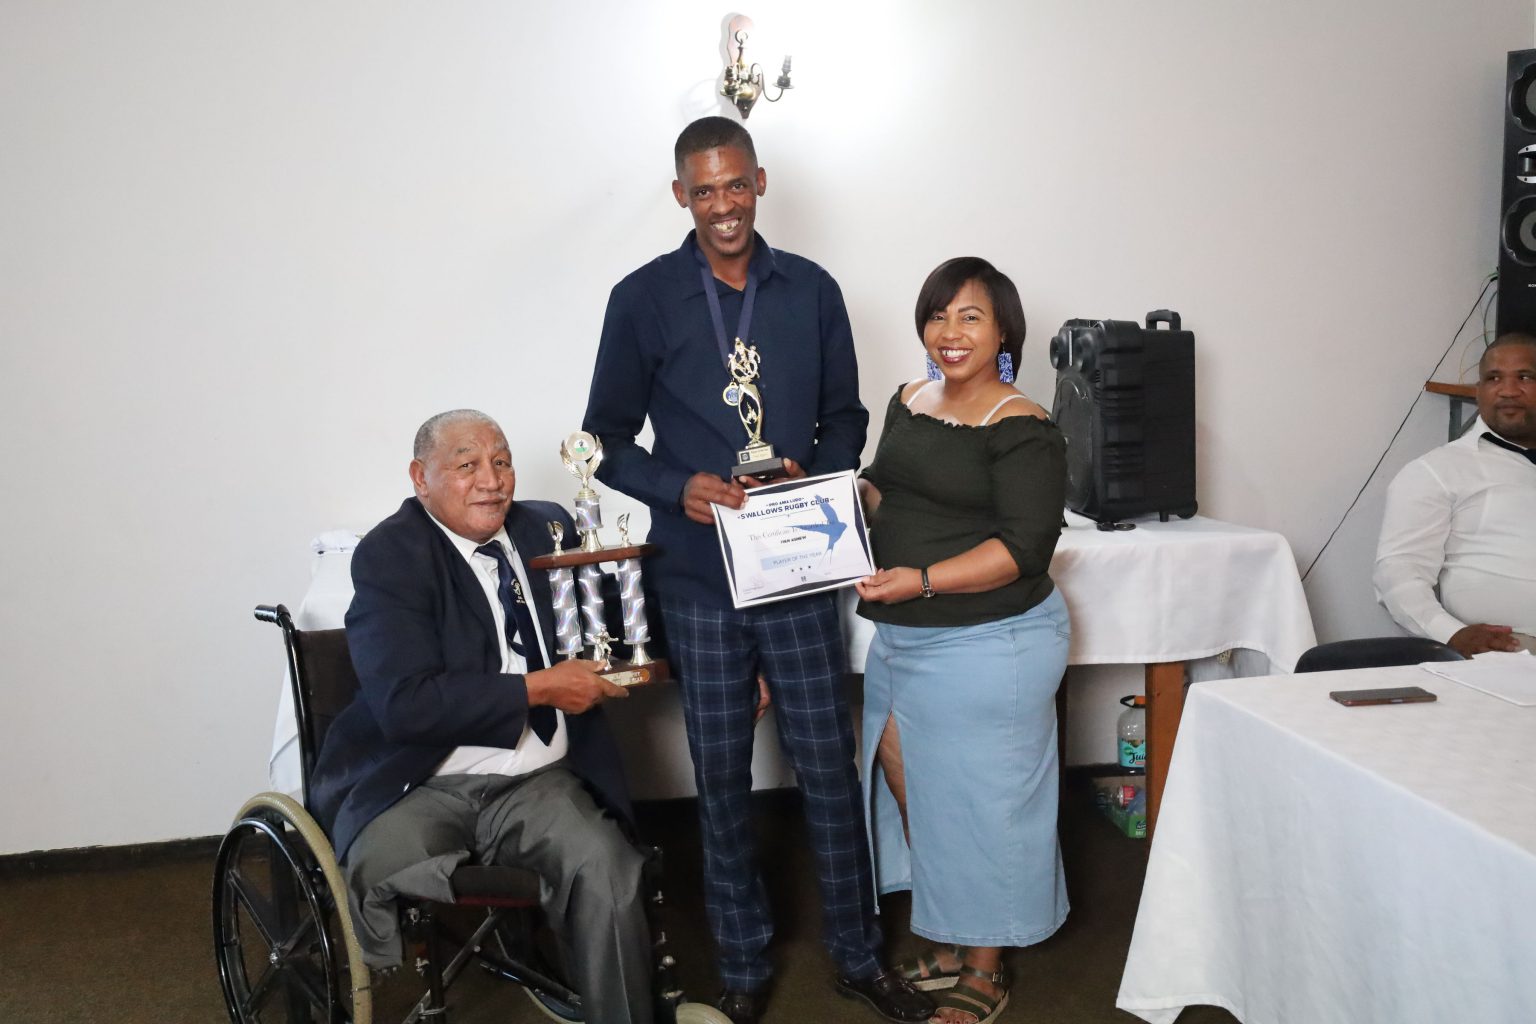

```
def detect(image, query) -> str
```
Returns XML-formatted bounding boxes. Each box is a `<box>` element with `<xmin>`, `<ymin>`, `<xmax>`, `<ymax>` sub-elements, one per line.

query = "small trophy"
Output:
<box><xmin>560</xmin><ymin>431</ymin><xmax>605</xmax><ymax>553</ymax></box>
<box><xmin>529</xmin><ymin>434</ymin><xmax>669</xmax><ymax>688</ymax></box>
<box><xmin>723</xmin><ymin>339</ymin><xmax>787</xmax><ymax>481</ymax></box>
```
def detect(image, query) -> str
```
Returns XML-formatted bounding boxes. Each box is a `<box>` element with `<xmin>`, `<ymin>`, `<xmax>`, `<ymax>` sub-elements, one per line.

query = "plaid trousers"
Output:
<box><xmin>661</xmin><ymin>592</ymin><xmax>882</xmax><ymax>991</ymax></box>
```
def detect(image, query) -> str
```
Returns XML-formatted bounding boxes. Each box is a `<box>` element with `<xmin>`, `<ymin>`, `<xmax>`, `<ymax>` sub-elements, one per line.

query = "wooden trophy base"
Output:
<box><xmin>600</xmin><ymin>657</ymin><xmax>671</xmax><ymax>688</ymax></box>
<box><xmin>528</xmin><ymin>543</ymin><xmax>654</xmax><ymax>571</ymax></box>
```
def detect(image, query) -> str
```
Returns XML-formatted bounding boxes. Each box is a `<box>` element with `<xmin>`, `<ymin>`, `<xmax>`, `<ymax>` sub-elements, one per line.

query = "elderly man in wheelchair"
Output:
<box><xmin>214</xmin><ymin>409</ymin><xmax>728</xmax><ymax>1024</ymax></box>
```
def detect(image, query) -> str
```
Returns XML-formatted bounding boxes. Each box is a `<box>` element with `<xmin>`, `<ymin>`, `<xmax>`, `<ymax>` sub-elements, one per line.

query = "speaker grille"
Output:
<box><xmin>1503</xmin><ymin>195</ymin><xmax>1536</xmax><ymax>267</ymax></box>
<box><xmin>1053</xmin><ymin>374</ymin><xmax>1096</xmax><ymax>511</ymax></box>
<box><xmin>1512</xmin><ymin>60</ymin><xmax>1536</xmax><ymax>132</ymax></box>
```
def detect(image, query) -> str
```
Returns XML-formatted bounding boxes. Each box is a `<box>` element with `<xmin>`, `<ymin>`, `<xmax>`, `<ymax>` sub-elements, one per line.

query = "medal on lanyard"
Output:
<box><xmin>699</xmin><ymin>252</ymin><xmax>786</xmax><ymax>480</ymax></box>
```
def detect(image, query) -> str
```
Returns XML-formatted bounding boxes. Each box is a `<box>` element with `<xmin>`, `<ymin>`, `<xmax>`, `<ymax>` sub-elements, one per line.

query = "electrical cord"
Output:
<box><xmin>1300</xmin><ymin>272</ymin><xmax>1497</xmax><ymax>582</ymax></box>
<box><xmin>1457</xmin><ymin>278</ymin><xmax>1501</xmax><ymax>383</ymax></box>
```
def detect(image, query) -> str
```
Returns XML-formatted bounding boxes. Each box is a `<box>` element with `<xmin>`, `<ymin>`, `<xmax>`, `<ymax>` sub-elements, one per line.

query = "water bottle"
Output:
<box><xmin>1118</xmin><ymin>694</ymin><xmax>1146</xmax><ymax>769</ymax></box>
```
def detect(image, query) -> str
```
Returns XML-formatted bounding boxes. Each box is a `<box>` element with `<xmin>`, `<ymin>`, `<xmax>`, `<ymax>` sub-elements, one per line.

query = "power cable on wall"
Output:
<box><xmin>1300</xmin><ymin>273</ymin><xmax>1498</xmax><ymax>583</ymax></box>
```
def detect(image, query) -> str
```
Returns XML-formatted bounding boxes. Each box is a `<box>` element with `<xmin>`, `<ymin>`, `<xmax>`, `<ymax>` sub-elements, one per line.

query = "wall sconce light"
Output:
<box><xmin>720</xmin><ymin>15</ymin><xmax>792</xmax><ymax>119</ymax></box>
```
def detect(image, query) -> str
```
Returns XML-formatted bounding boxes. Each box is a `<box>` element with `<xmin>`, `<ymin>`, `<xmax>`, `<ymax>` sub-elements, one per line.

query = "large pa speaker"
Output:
<box><xmin>1049</xmin><ymin>310</ymin><xmax>1196</xmax><ymax>529</ymax></box>
<box><xmin>1498</xmin><ymin>48</ymin><xmax>1536</xmax><ymax>336</ymax></box>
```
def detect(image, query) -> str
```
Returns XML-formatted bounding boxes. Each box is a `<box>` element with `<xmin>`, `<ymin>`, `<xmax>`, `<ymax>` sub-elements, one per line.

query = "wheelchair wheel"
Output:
<box><xmin>213</xmin><ymin>793</ymin><xmax>371</xmax><ymax>1024</ymax></box>
<box><xmin>521</xmin><ymin>984</ymin><xmax>583</xmax><ymax>1022</ymax></box>
<box><xmin>673</xmin><ymin>1003</ymin><xmax>734</xmax><ymax>1024</ymax></box>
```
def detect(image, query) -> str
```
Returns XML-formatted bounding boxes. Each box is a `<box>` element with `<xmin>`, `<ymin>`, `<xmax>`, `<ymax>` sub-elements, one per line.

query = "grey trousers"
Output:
<box><xmin>342</xmin><ymin>768</ymin><xmax>652</xmax><ymax>1024</ymax></box>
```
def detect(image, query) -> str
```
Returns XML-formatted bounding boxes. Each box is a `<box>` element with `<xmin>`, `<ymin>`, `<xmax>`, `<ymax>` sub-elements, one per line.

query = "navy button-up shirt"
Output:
<box><xmin>583</xmin><ymin>232</ymin><xmax>868</xmax><ymax>605</ymax></box>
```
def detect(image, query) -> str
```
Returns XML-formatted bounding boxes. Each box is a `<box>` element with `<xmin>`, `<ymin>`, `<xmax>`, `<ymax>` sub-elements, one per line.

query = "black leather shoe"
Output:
<box><xmin>716</xmin><ymin>988</ymin><xmax>767</xmax><ymax>1024</ymax></box>
<box><xmin>834</xmin><ymin>968</ymin><xmax>934</xmax><ymax>1022</ymax></box>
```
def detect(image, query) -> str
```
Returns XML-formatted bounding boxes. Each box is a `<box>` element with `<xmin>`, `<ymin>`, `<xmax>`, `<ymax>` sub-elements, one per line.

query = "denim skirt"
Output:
<box><xmin>861</xmin><ymin>587</ymin><xmax>1071</xmax><ymax>946</ymax></box>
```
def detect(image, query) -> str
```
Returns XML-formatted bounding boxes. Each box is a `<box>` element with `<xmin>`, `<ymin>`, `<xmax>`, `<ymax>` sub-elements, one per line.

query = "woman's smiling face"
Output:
<box><xmin>923</xmin><ymin>279</ymin><xmax>1004</xmax><ymax>384</ymax></box>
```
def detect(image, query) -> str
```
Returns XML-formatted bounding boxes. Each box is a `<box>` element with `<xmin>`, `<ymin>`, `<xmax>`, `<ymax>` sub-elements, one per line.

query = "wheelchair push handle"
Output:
<box><xmin>253</xmin><ymin>604</ymin><xmax>293</xmax><ymax>626</ymax></box>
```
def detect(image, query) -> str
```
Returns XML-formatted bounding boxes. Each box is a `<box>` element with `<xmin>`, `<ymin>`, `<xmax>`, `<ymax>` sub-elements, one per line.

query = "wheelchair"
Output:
<box><xmin>212</xmin><ymin>603</ymin><xmax>729</xmax><ymax>1024</ymax></box>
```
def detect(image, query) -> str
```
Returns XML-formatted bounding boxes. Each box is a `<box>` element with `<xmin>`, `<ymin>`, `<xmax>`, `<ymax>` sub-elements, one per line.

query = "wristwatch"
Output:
<box><xmin>920</xmin><ymin>567</ymin><xmax>935</xmax><ymax>599</ymax></box>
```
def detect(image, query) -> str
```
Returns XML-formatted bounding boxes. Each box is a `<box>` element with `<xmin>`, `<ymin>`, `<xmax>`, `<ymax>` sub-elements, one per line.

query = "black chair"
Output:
<box><xmin>1294</xmin><ymin>636</ymin><xmax>1466</xmax><ymax>674</ymax></box>
<box><xmin>212</xmin><ymin>604</ymin><xmax>724</xmax><ymax>1024</ymax></box>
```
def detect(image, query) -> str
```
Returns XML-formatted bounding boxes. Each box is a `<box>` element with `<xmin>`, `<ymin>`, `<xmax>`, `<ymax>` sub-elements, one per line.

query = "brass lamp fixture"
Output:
<box><xmin>720</xmin><ymin>15</ymin><xmax>792</xmax><ymax>119</ymax></box>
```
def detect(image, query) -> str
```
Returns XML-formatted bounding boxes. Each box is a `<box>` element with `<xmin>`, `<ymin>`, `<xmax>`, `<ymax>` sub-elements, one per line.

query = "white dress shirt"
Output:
<box><xmin>424</xmin><ymin>512</ymin><xmax>569</xmax><ymax>777</ymax></box>
<box><xmin>1374</xmin><ymin>419</ymin><xmax>1536</xmax><ymax>642</ymax></box>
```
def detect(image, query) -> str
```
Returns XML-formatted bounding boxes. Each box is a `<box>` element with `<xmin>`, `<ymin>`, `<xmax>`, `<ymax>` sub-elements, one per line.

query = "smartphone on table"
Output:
<box><xmin>1328</xmin><ymin>686</ymin><xmax>1438</xmax><ymax>707</ymax></box>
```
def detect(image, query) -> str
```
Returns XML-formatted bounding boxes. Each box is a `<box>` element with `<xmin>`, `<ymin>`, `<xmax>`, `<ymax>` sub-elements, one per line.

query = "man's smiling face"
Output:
<box><xmin>672</xmin><ymin>144</ymin><xmax>766</xmax><ymax>270</ymax></box>
<box><xmin>409</xmin><ymin>420</ymin><xmax>515</xmax><ymax>543</ymax></box>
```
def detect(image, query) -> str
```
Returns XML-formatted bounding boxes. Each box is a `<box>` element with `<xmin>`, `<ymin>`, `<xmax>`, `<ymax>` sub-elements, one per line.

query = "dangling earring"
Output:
<box><xmin>997</xmin><ymin>351</ymin><xmax>1015</xmax><ymax>384</ymax></box>
<box><xmin>925</xmin><ymin>356</ymin><xmax>942</xmax><ymax>381</ymax></box>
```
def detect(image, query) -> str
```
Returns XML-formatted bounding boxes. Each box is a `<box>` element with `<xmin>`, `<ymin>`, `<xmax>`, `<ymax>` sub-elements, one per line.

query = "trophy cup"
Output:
<box><xmin>560</xmin><ymin>431</ymin><xmax>605</xmax><ymax>553</ymax></box>
<box><xmin>530</xmin><ymin>439</ymin><xmax>668</xmax><ymax>687</ymax></box>
<box><xmin>724</xmin><ymin>339</ymin><xmax>787</xmax><ymax>480</ymax></box>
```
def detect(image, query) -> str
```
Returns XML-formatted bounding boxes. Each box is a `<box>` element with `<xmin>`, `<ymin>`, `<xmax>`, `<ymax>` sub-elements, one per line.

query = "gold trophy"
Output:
<box><xmin>723</xmin><ymin>339</ymin><xmax>787</xmax><ymax>480</ymax></box>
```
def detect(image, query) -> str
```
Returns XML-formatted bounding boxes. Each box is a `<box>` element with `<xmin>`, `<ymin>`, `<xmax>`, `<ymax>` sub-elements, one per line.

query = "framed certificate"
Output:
<box><xmin>711</xmin><ymin>470</ymin><xmax>875</xmax><ymax>609</ymax></box>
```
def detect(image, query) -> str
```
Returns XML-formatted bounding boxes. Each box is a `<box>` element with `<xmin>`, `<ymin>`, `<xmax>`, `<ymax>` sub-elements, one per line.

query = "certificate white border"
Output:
<box><xmin>711</xmin><ymin>470</ymin><xmax>874</xmax><ymax>609</ymax></box>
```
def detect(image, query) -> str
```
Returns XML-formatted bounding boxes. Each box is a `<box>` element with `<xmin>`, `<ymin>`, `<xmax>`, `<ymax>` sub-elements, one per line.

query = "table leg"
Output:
<box><xmin>1144</xmin><ymin>660</ymin><xmax>1187</xmax><ymax>836</ymax></box>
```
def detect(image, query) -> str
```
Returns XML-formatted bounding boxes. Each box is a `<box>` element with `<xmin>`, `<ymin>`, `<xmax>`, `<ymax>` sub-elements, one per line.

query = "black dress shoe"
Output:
<box><xmin>834</xmin><ymin>968</ymin><xmax>934</xmax><ymax>1022</ymax></box>
<box><xmin>716</xmin><ymin>988</ymin><xmax>767</xmax><ymax>1024</ymax></box>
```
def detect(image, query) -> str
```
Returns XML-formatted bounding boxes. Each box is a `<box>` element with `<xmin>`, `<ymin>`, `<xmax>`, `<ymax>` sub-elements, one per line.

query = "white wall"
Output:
<box><xmin>1</xmin><ymin>1</ymin><xmax>1528</xmax><ymax>853</ymax></box>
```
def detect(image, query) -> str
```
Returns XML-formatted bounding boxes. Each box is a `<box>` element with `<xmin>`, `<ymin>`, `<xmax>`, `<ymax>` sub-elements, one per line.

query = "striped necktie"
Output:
<box><xmin>475</xmin><ymin>542</ymin><xmax>556</xmax><ymax>744</ymax></box>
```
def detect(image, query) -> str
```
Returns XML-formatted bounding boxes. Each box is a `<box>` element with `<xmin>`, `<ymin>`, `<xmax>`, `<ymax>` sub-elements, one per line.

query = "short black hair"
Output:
<box><xmin>674</xmin><ymin>116</ymin><xmax>757</xmax><ymax>176</ymax></box>
<box><xmin>913</xmin><ymin>257</ymin><xmax>1026</xmax><ymax>367</ymax></box>
<box><xmin>1485</xmin><ymin>331</ymin><xmax>1536</xmax><ymax>357</ymax></box>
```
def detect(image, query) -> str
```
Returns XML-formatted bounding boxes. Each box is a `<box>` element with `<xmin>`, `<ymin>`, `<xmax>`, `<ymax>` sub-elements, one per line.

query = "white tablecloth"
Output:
<box><xmin>1117</xmin><ymin>664</ymin><xmax>1536</xmax><ymax>1024</ymax></box>
<box><xmin>843</xmin><ymin>512</ymin><xmax>1316</xmax><ymax>673</ymax></box>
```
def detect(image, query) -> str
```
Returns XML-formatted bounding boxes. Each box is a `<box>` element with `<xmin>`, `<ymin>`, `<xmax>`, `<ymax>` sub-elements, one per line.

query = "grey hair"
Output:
<box><xmin>413</xmin><ymin>409</ymin><xmax>502</xmax><ymax>461</ymax></box>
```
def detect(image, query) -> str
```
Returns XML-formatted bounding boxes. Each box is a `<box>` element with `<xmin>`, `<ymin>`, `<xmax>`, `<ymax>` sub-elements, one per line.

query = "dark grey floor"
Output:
<box><xmin>0</xmin><ymin>779</ymin><xmax>1238</xmax><ymax>1024</ymax></box>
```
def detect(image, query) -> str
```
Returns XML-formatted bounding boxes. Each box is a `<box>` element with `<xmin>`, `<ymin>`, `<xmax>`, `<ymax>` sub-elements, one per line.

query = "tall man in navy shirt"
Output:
<box><xmin>582</xmin><ymin>118</ymin><xmax>928</xmax><ymax>1024</ymax></box>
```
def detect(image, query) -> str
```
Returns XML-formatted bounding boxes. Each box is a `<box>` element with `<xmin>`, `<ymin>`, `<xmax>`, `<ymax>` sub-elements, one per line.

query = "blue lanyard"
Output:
<box><xmin>696</xmin><ymin>246</ymin><xmax>758</xmax><ymax>367</ymax></box>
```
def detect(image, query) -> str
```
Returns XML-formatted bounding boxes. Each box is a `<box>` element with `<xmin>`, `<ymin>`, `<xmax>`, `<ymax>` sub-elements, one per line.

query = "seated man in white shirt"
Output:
<box><xmin>1374</xmin><ymin>333</ymin><xmax>1536</xmax><ymax>656</ymax></box>
<box><xmin>307</xmin><ymin>409</ymin><xmax>649</xmax><ymax>1024</ymax></box>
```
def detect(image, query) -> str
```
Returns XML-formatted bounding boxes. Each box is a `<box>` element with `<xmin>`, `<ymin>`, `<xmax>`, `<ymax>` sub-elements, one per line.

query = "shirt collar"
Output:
<box><xmin>422</xmin><ymin>505</ymin><xmax>514</xmax><ymax>565</ymax></box>
<box><xmin>672</xmin><ymin>230</ymin><xmax>780</xmax><ymax>297</ymax></box>
<box><xmin>1462</xmin><ymin>418</ymin><xmax>1533</xmax><ymax>453</ymax></box>
<box><xmin>1481</xmin><ymin>428</ymin><xmax>1533</xmax><ymax>455</ymax></box>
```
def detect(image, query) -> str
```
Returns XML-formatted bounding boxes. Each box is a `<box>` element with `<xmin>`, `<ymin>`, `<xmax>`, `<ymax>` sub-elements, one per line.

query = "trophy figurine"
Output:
<box><xmin>560</xmin><ymin>430</ymin><xmax>605</xmax><ymax>552</ymax></box>
<box><xmin>724</xmin><ymin>339</ymin><xmax>787</xmax><ymax>481</ymax></box>
<box><xmin>529</xmin><ymin>436</ymin><xmax>670</xmax><ymax>688</ymax></box>
<box><xmin>589</xmin><ymin>627</ymin><xmax>614</xmax><ymax>670</ymax></box>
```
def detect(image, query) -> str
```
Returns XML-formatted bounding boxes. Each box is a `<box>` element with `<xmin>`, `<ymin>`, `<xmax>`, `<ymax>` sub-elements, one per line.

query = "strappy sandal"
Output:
<box><xmin>894</xmin><ymin>943</ymin><xmax>964</xmax><ymax>991</ymax></box>
<box><xmin>928</xmin><ymin>963</ymin><xmax>1008</xmax><ymax>1024</ymax></box>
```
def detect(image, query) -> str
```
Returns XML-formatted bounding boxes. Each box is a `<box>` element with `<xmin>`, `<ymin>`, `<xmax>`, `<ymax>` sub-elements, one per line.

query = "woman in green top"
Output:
<box><xmin>856</xmin><ymin>257</ymin><xmax>1070</xmax><ymax>1024</ymax></box>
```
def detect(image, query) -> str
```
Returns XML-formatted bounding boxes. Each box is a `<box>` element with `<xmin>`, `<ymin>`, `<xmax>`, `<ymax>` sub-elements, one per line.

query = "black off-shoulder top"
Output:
<box><xmin>856</xmin><ymin>387</ymin><xmax>1067</xmax><ymax>628</ymax></box>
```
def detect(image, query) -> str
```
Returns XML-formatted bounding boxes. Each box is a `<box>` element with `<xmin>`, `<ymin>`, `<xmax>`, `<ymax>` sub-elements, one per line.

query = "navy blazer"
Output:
<box><xmin>309</xmin><ymin>496</ymin><xmax>632</xmax><ymax>861</ymax></box>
